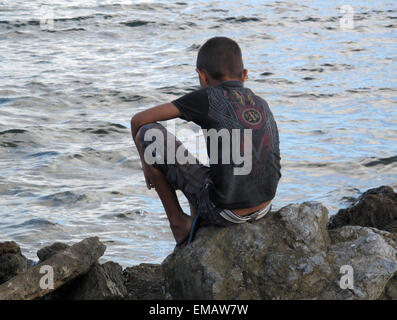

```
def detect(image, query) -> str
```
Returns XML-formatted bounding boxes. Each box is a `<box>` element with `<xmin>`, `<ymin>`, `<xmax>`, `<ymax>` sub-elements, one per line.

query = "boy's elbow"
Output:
<box><xmin>130</xmin><ymin>115</ymin><xmax>141</xmax><ymax>137</ymax></box>
<box><xmin>130</xmin><ymin>115</ymin><xmax>137</xmax><ymax>128</ymax></box>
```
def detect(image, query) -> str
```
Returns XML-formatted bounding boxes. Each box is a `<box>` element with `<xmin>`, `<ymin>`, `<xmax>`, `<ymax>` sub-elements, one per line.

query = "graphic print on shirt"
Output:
<box><xmin>207</xmin><ymin>86</ymin><xmax>272</xmax><ymax>164</ymax></box>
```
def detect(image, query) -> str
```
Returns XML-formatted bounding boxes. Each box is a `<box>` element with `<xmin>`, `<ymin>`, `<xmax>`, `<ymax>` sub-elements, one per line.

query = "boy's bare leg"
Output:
<box><xmin>134</xmin><ymin>128</ymin><xmax>193</xmax><ymax>243</ymax></box>
<box><xmin>145</xmin><ymin>164</ymin><xmax>193</xmax><ymax>242</ymax></box>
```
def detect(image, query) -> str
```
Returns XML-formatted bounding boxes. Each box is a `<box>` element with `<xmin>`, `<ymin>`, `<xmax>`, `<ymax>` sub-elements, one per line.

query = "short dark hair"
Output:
<box><xmin>196</xmin><ymin>37</ymin><xmax>244</xmax><ymax>80</ymax></box>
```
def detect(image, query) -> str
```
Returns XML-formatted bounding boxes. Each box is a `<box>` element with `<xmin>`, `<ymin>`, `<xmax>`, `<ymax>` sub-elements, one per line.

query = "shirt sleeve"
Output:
<box><xmin>171</xmin><ymin>87</ymin><xmax>209</xmax><ymax>123</ymax></box>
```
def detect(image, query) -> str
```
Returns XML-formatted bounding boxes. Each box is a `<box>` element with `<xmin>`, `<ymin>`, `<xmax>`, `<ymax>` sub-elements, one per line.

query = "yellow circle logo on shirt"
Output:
<box><xmin>242</xmin><ymin>108</ymin><xmax>262</xmax><ymax>125</ymax></box>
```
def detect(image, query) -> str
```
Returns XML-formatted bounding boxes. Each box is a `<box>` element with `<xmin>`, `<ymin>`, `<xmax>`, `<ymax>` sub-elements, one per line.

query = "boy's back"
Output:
<box><xmin>173</xmin><ymin>80</ymin><xmax>281</xmax><ymax>209</ymax></box>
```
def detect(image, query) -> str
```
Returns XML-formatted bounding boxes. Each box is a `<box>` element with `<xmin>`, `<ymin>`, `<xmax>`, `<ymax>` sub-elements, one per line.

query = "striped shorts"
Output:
<box><xmin>138</xmin><ymin>122</ymin><xmax>271</xmax><ymax>227</ymax></box>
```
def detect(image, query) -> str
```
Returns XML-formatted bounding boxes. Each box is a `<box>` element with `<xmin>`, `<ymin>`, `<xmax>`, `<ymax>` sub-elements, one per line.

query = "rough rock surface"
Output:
<box><xmin>36</xmin><ymin>242</ymin><xmax>127</xmax><ymax>300</ymax></box>
<box><xmin>379</xmin><ymin>275</ymin><xmax>397</xmax><ymax>300</ymax></box>
<box><xmin>1</xmin><ymin>186</ymin><xmax>396</xmax><ymax>300</ymax></box>
<box><xmin>326</xmin><ymin>226</ymin><xmax>397</xmax><ymax>299</ymax></box>
<box><xmin>327</xmin><ymin>186</ymin><xmax>397</xmax><ymax>231</ymax></box>
<box><xmin>55</xmin><ymin>261</ymin><xmax>127</xmax><ymax>300</ymax></box>
<box><xmin>326</xmin><ymin>186</ymin><xmax>397</xmax><ymax>299</ymax></box>
<box><xmin>0</xmin><ymin>237</ymin><xmax>106</xmax><ymax>300</ymax></box>
<box><xmin>37</xmin><ymin>242</ymin><xmax>70</xmax><ymax>263</ymax></box>
<box><xmin>123</xmin><ymin>263</ymin><xmax>165</xmax><ymax>299</ymax></box>
<box><xmin>0</xmin><ymin>241</ymin><xmax>20</xmax><ymax>256</ymax></box>
<box><xmin>162</xmin><ymin>202</ymin><xmax>397</xmax><ymax>300</ymax></box>
<box><xmin>0</xmin><ymin>241</ymin><xmax>30</xmax><ymax>284</ymax></box>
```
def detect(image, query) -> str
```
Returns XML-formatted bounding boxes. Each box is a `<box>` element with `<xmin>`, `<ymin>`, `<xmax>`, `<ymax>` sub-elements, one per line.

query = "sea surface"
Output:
<box><xmin>0</xmin><ymin>0</ymin><xmax>396</xmax><ymax>267</ymax></box>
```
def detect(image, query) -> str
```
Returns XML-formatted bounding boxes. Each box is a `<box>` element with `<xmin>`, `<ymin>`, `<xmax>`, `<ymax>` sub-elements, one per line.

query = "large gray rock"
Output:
<box><xmin>0</xmin><ymin>237</ymin><xmax>106</xmax><ymax>300</ymax></box>
<box><xmin>162</xmin><ymin>202</ymin><xmax>397</xmax><ymax>300</ymax></box>
<box><xmin>0</xmin><ymin>241</ymin><xmax>30</xmax><ymax>284</ymax></box>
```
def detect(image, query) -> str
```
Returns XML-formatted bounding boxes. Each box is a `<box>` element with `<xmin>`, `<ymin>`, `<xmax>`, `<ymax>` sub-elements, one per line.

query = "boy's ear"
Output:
<box><xmin>241</xmin><ymin>69</ymin><xmax>248</xmax><ymax>83</ymax></box>
<box><xmin>196</xmin><ymin>68</ymin><xmax>209</xmax><ymax>87</ymax></box>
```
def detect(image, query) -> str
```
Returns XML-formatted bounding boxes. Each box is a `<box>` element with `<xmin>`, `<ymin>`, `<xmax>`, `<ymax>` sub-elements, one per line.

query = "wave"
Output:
<box><xmin>0</xmin><ymin>129</ymin><xmax>27</xmax><ymax>135</ymax></box>
<box><xmin>217</xmin><ymin>16</ymin><xmax>260</xmax><ymax>23</ymax></box>
<box><xmin>121</xmin><ymin>20</ymin><xmax>153</xmax><ymax>27</ymax></box>
<box><xmin>363</xmin><ymin>156</ymin><xmax>397</xmax><ymax>167</ymax></box>
<box><xmin>287</xmin><ymin>93</ymin><xmax>336</xmax><ymax>98</ymax></box>
<box><xmin>0</xmin><ymin>13</ymin><xmax>111</xmax><ymax>30</ymax></box>
<box><xmin>80</xmin><ymin>123</ymin><xmax>128</xmax><ymax>135</ymax></box>
<box><xmin>0</xmin><ymin>129</ymin><xmax>42</xmax><ymax>148</ymax></box>
<box><xmin>0</xmin><ymin>98</ymin><xmax>13</xmax><ymax>105</ymax></box>
<box><xmin>0</xmin><ymin>20</ymin><xmax>39</xmax><ymax>28</ymax></box>
<box><xmin>38</xmin><ymin>191</ymin><xmax>87</xmax><ymax>207</ymax></box>
<box><xmin>13</xmin><ymin>218</ymin><xmax>58</xmax><ymax>229</ymax></box>
<box><xmin>28</xmin><ymin>151</ymin><xmax>60</xmax><ymax>159</ymax></box>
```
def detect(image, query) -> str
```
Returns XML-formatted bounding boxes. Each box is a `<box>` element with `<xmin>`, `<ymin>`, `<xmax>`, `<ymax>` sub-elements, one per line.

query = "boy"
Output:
<box><xmin>131</xmin><ymin>37</ymin><xmax>281</xmax><ymax>247</ymax></box>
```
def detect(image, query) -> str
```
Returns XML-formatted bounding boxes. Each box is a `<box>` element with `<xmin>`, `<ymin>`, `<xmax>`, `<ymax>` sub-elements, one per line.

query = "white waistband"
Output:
<box><xmin>219</xmin><ymin>202</ymin><xmax>272</xmax><ymax>224</ymax></box>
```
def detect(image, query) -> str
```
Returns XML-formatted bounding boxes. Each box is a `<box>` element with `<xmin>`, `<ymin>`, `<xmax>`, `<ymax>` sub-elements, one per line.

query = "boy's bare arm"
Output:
<box><xmin>130</xmin><ymin>102</ymin><xmax>181</xmax><ymax>189</ymax></box>
<box><xmin>130</xmin><ymin>102</ymin><xmax>181</xmax><ymax>139</ymax></box>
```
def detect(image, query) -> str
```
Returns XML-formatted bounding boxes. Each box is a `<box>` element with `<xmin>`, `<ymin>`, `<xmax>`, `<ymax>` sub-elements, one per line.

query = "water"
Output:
<box><xmin>0</xmin><ymin>0</ymin><xmax>396</xmax><ymax>267</ymax></box>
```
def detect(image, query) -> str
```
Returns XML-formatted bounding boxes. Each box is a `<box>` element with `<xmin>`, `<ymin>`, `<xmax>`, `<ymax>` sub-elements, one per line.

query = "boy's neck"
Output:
<box><xmin>197</xmin><ymin>68</ymin><xmax>248</xmax><ymax>88</ymax></box>
<box><xmin>206</xmin><ymin>77</ymin><xmax>243</xmax><ymax>87</ymax></box>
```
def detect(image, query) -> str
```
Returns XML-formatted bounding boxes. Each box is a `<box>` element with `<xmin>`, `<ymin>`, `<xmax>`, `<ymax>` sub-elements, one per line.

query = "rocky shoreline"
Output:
<box><xmin>0</xmin><ymin>185</ymin><xmax>396</xmax><ymax>300</ymax></box>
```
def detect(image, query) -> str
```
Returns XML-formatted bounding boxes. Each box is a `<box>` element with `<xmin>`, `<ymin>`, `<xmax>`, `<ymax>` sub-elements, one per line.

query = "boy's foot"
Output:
<box><xmin>175</xmin><ymin>234</ymin><xmax>190</xmax><ymax>249</ymax></box>
<box><xmin>175</xmin><ymin>214</ymin><xmax>202</xmax><ymax>249</ymax></box>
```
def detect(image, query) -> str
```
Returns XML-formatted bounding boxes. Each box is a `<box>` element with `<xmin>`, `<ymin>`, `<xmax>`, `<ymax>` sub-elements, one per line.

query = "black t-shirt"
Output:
<box><xmin>172</xmin><ymin>80</ymin><xmax>281</xmax><ymax>209</ymax></box>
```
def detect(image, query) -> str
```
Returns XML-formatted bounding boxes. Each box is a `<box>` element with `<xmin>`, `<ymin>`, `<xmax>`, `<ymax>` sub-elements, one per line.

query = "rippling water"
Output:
<box><xmin>0</xmin><ymin>0</ymin><xmax>396</xmax><ymax>266</ymax></box>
